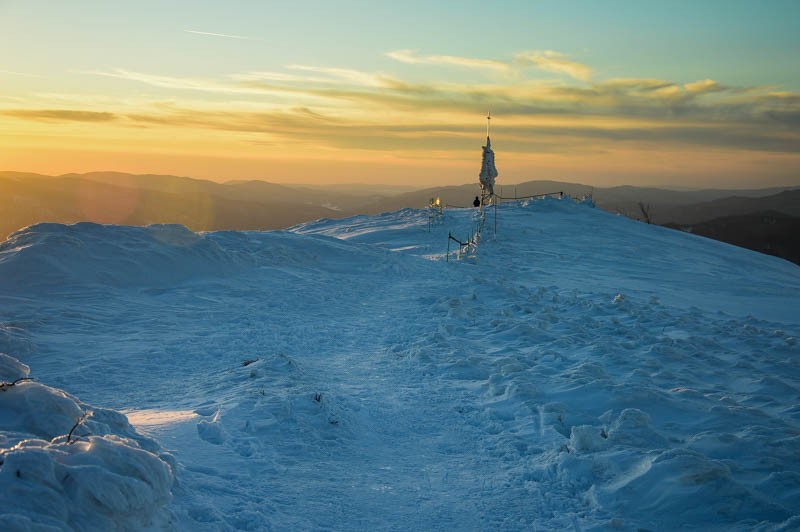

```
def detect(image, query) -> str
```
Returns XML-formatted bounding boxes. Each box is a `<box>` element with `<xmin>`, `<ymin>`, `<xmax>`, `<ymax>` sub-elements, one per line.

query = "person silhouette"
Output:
<box><xmin>473</xmin><ymin>196</ymin><xmax>480</xmax><ymax>208</ymax></box>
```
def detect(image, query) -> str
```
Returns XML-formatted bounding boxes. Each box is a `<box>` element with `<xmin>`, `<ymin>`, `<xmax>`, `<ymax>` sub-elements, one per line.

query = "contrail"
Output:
<box><xmin>184</xmin><ymin>29</ymin><xmax>251</xmax><ymax>40</ymax></box>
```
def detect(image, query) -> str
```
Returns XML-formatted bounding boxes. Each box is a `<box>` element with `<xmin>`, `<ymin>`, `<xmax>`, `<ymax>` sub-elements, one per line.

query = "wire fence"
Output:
<box><xmin>446</xmin><ymin>207</ymin><xmax>487</xmax><ymax>262</ymax></box>
<box><xmin>438</xmin><ymin>190</ymin><xmax>564</xmax><ymax>262</ymax></box>
<box><xmin>495</xmin><ymin>191</ymin><xmax>564</xmax><ymax>202</ymax></box>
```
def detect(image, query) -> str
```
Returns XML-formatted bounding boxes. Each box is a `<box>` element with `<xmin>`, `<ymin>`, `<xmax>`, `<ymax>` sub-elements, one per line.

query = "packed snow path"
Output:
<box><xmin>1</xmin><ymin>198</ymin><xmax>799</xmax><ymax>530</ymax></box>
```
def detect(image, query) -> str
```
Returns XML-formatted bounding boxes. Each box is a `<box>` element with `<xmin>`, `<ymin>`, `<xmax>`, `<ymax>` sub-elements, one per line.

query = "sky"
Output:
<box><xmin>1</xmin><ymin>0</ymin><xmax>799</xmax><ymax>188</ymax></box>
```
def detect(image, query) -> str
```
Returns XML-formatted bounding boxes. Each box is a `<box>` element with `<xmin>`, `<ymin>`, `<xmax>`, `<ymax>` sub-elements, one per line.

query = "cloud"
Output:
<box><xmin>684</xmin><ymin>79</ymin><xmax>724</xmax><ymax>95</ymax></box>
<box><xmin>86</xmin><ymin>68</ymin><xmax>275</xmax><ymax>96</ymax></box>
<box><xmin>88</xmin><ymin>68</ymin><xmax>226</xmax><ymax>91</ymax></box>
<box><xmin>0</xmin><ymin>109</ymin><xmax>117</xmax><ymax>122</ymax></box>
<box><xmin>122</xmin><ymin>106</ymin><xmax>482</xmax><ymax>152</ymax></box>
<box><xmin>7</xmin><ymin>91</ymin><xmax>797</xmax><ymax>157</ymax></box>
<box><xmin>86</xmin><ymin>66</ymin><xmax>395</xmax><ymax>103</ymax></box>
<box><xmin>596</xmin><ymin>78</ymin><xmax>675</xmax><ymax>92</ymax></box>
<box><xmin>287</xmin><ymin>65</ymin><xmax>391</xmax><ymax>87</ymax></box>
<box><xmin>0</xmin><ymin>69</ymin><xmax>42</xmax><ymax>78</ymax></box>
<box><xmin>184</xmin><ymin>29</ymin><xmax>252</xmax><ymax>40</ymax></box>
<box><xmin>124</xmin><ymin>104</ymin><xmax>340</xmax><ymax>135</ymax></box>
<box><xmin>514</xmin><ymin>50</ymin><xmax>592</xmax><ymax>81</ymax></box>
<box><xmin>386</xmin><ymin>49</ymin><xmax>510</xmax><ymax>73</ymax></box>
<box><xmin>231</xmin><ymin>71</ymin><xmax>335</xmax><ymax>84</ymax></box>
<box><xmin>387</xmin><ymin>49</ymin><xmax>592</xmax><ymax>82</ymax></box>
<box><xmin>81</xmin><ymin>62</ymin><xmax>800</xmax><ymax>130</ymax></box>
<box><xmin>235</xmin><ymin>70</ymin><xmax>800</xmax><ymax>146</ymax></box>
<box><xmin>113</xmin><ymin>94</ymin><xmax>800</xmax><ymax>155</ymax></box>
<box><xmin>42</xmin><ymin>49</ymin><xmax>800</xmax><ymax>158</ymax></box>
<box><xmin>251</xmin><ymin>72</ymin><xmax>746</xmax><ymax>118</ymax></box>
<box><xmin>232</xmin><ymin>68</ymin><xmax>413</xmax><ymax>92</ymax></box>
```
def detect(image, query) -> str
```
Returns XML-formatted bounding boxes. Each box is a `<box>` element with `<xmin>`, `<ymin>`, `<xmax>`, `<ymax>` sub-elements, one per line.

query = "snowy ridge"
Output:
<box><xmin>1</xmin><ymin>198</ymin><xmax>799</xmax><ymax>530</ymax></box>
<box><xmin>0</xmin><ymin>222</ymin><xmax>405</xmax><ymax>292</ymax></box>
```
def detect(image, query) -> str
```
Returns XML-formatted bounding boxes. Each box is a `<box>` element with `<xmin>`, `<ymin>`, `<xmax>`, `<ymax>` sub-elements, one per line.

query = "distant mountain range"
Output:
<box><xmin>1</xmin><ymin>171</ymin><xmax>798</xmax><ymax>264</ymax></box>
<box><xmin>643</xmin><ymin>189</ymin><xmax>800</xmax><ymax>225</ymax></box>
<box><xmin>375</xmin><ymin>180</ymin><xmax>799</xmax><ymax>224</ymax></box>
<box><xmin>665</xmin><ymin>211</ymin><xmax>800</xmax><ymax>265</ymax></box>
<box><xmin>0</xmin><ymin>171</ymin><xmax>341</xmax><ymax>237</ymax></box>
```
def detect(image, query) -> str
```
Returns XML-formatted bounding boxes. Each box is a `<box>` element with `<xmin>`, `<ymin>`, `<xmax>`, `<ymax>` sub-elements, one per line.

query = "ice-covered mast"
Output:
<box><xmin>478</xmin><ymin>111</ymin><xmax>498</xmax><ymax>204</ymax></box>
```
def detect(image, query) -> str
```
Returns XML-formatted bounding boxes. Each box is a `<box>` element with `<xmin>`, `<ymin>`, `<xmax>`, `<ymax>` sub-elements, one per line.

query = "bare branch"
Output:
<box><xmin>67</xmin><ymin>411</ymin><xmax>93</xmax><ymax>444</ymax></box>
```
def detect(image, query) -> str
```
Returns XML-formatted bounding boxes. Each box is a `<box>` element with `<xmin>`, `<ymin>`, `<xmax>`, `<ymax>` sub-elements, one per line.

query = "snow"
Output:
<box><xmin>1</xmin><ymin>197</ymin><xmax>799</xmax><ymax>530</ymax></box>
<box><xmin>0</xmin><ymin>354</ymin><xmax>175</xmax><ymax>530</ymax></box>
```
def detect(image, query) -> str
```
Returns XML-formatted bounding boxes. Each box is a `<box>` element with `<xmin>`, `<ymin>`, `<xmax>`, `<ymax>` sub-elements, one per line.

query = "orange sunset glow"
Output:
<box><xmin>1</xmin><ymin>2</ymin><xmax>799</xmax><ymax>188</ymax></box>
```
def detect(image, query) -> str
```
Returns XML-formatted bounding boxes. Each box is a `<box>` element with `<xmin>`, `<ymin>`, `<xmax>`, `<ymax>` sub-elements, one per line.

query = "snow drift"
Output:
<box><xmin>0</xmin><ymin>352</ymin><xmax>175</xmax><ymax>530</ymax></box>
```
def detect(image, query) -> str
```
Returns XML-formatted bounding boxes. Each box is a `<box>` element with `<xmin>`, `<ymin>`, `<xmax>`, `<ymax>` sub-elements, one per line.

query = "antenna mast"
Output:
<box><xmin>478</xmin><ymin>111</ymin><xmax>498</xmax><ymax>208</ymax></box>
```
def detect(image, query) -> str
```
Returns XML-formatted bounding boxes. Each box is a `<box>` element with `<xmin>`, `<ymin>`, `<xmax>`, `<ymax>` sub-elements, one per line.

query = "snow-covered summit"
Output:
<box><xmin>1</xmin><ymin>198</ymin><xmax>799</xmax><ymax>530</ymax></box>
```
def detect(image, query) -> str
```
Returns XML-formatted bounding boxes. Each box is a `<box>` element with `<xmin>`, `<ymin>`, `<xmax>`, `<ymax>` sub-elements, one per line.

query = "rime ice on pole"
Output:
<box><xmin>478</xmin><ymin>112</ymin><xmax>498</xmax><ymax>200</ymax></box>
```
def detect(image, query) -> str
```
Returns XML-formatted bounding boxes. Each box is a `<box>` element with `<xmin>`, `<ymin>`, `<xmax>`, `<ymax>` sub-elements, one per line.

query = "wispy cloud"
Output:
<box><xmin>80</xmin><ymin>62</ymin><xmax>800</xmax><ymax>129</ymax></box>
<box><xmin>5</xmin><ymin>89</ymin><xmax>799</xmax><ymax>156</ymax></box>
<box><xmin>683</xmin><ymin>79</ymin><xmax>724</xmax><ymax>95</ymax></box>
<box><xmin>0</xmin><ymin>109</ymin><xmax>117</xmax><ymax>122</ymax></box>
<box><xmin>514</xmin><ymin>51</ymin><xmax>592</xmax><ymax>81</ymax></box>
<box><xmin>23</xmin><ymin>48</ymin><xmax>799</xmax><ymax>158</ymax></box>
<box><xmin>287</xmin><ymin>65</ymin><xmax>391</xmax><ymax>87</ymax></box>
<box><xmin>184</xmin><ymin>29</ymin><xmax>253</xmax><ymax>40</ymax></box>
<box><xmin>386</xmin><ymin>49</ymin><xmax>592</xmax><ymax>81</ymax></box>
<box><xmin>386</xmin><ymin>50</ymin><xmax>509</xmax><ymax>73</ymax></box>
<box><xmin>86</xmin><ymin>68</ymin><xmax>271</xmax><ymax>96</ymax></box>
<box><xmin>231</xmin><ymin>71</ymin><xmax>335</xmax><ymax>84</ymax></box>
<box><xmin>113</xmin><ymin>103</ymin><xmax>800</xmax><ymax>154</ymax></box>
<box><xmin>0</xmin><ymin>69</ymin><xmax>43</xmax><ymax>78</ymax></box>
